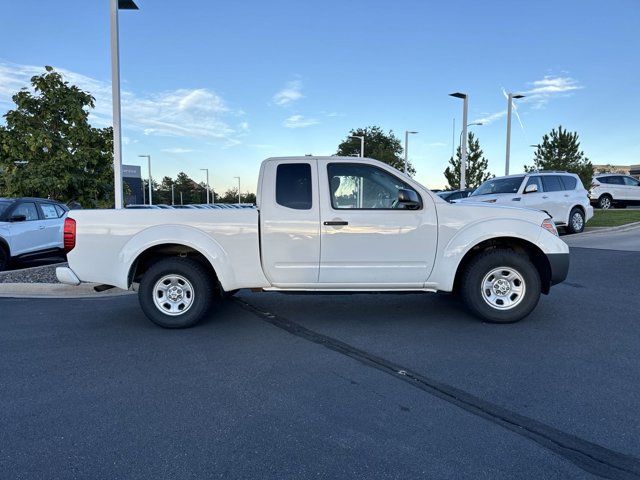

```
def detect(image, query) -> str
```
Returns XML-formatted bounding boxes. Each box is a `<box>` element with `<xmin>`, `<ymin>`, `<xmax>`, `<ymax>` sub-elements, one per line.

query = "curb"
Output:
<box><xmin>0</xmin><ymin>283</ymin><xmax>134</xmax><ymax>299</ymax></box>
<box><xmin>577</xmin><ymin>221</ymin><xmax>640</xmax><ymax>236</ymax></box>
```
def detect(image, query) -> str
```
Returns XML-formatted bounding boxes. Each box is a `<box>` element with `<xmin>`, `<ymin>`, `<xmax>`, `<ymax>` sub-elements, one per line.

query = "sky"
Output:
<box><xmin>1</xmin><ymin>0</ymin><xmax>639</xmax><ymax>193</ymax></box>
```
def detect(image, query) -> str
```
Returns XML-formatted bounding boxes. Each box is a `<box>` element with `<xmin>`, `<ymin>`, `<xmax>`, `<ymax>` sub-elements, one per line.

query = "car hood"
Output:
<box><xmin>458</xmin><ymin>193</ymin><xmax>518</xmax><ymax>204</ymax></box>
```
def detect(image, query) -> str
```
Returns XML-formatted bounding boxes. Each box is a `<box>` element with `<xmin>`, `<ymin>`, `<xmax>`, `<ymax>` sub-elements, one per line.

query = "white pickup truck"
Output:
<box><xmin>57</xmin><ymin>156</ymin><xmax>569</xmax><ymax>328</ymax></box>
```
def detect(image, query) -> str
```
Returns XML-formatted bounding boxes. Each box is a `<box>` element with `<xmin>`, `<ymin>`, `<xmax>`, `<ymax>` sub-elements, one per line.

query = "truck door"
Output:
<box><xmin>259</xmin><ymin>160</ymin><xmax>321</xmax><ymax>287</ymax></box>
<box><xmin>318</xmin><ymin>160</ymin><xmax>438</xmax><ymax>287</ymax></box>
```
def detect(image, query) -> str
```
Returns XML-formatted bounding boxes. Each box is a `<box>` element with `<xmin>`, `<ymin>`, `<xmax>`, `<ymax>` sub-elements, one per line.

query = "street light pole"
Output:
<box><xmin>449</xmin><ymin>92</ymin><xmax>468</xmax><ymax>189</ymax></box>
<box><xmin>234</xmin><ymin>176</ymin><xmax>241</xmax><ymax>204</ymax></box>
<box><xmin>505</xmin><ymin>93</ymin><xmax>525</xmax><ymax>175</ymax></box>
<box><xmin>171</xmin><ymin>184</ymin><xmax>175</xmax><ymax>205</ymax></box>
<box><xmin>138</xmin><ymin>155</ymin><xmax>152</xmax><ymax>205</ymax></box>
<box><xmin>349</xmin><ymin>135</ymin><xmax>365</xmax><ymax>157</ymax></box>
<box><xmin>201</xmin><ymin>168</ymin><xmax>210</xmax><ymax>204</ymax></box>
<box><xmin>404</xmin><ymin>130</ymin><xmax>418</xmax><ymax>174</ymax></box>
<box><xmin>109</xmin><ymin>0</ymin><xmax>138</xmax><ymax>209</ymax></box>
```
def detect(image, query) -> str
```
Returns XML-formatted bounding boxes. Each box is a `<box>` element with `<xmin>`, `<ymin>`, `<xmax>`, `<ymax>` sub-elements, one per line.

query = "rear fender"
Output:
<box><xmin>120</xmin><ymin>225</ymin><xmax>236</xmax><ymax>291</ymax></box>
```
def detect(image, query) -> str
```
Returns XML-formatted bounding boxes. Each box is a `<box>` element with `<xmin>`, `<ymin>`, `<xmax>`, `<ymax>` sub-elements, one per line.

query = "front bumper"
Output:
<box><xmin>547</xmin><ymin>253</ymin><xmax>570</xmax><ymax>285</ymax></box>
<box><xmin>56</xmin><ymin>266</ymin><xmax>81</xmax><ymax>286</ymax></box>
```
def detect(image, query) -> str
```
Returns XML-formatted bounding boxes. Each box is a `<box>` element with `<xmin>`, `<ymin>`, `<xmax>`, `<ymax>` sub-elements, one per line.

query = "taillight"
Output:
<box><xmin>63</xmin><ymin>218</ymin><xmax>76</xmax><ymax>252</ymax></box>
<box><xmin>590</xmin><ymin>182</ymin><xmax>599</xmax><ymax>189</ymax></box>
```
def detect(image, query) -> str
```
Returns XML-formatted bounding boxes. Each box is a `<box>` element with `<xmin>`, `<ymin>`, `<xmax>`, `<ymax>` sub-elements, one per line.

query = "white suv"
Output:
<box><xmin>590</xmin><ymin>174</ymin><xmax>640</xmax><ymax>209</ymax></box>
<box><xmin>460</xmin><ymin>172</ymin><xmax>593</xmax><ymax>234</ymax></box>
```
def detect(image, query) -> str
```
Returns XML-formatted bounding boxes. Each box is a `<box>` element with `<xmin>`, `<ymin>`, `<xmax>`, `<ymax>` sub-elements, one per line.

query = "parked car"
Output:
<box><xmin>0</xmin><ymin>197</ymin><xmax>69</xmax><ymax>271</ymax></box>
<box><xmin>590</xmin><ymin>174</ymin><xmax>640</xmax><ymax>209</ymax></box>
<box><xmin>436</xmin><ymin>189</ymin><xmax>474</xmax><ymax>203</ymax></box>
<box><xmin>57</xmin><ymin>156</ymin><xmax>569</xmax><ymax>328</ymax></box>
<box><xmin>460</xmin><ymin>171</ymin><xmax>593</xmax><ymax>234</ymax></box>
<box><xmin>125</xmin><ymin>204</ymin><xmax>162</xmax><ymax>209</ymax></box>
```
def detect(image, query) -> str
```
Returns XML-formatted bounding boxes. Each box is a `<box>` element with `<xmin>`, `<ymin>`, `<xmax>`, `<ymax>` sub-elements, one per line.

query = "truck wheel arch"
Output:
<box><xmin>453</xmin><ymin>237</ymin><xmax>552</xmax><ymax>295</ymax></box>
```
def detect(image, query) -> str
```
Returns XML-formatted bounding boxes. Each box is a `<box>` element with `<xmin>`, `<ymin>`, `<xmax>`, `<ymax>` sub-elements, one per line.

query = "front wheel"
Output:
<box><xmin>460</xmin><ymin>249</ymin><xmax>541</xmax><ymax>323</ymax></box>
<box><xmin>138</xmin><ymin>257</ymin><xmax>217</xmax><ymax>328</ymax></box>
<box><xmin>598</xmin><ymin>195</ymin><xmax>612</xmax><ymax>210</ymax></box>
<box><xmin>567</xmin><ymin>207</ymin><xmax>585</xmax><ymax>234</ymax></box>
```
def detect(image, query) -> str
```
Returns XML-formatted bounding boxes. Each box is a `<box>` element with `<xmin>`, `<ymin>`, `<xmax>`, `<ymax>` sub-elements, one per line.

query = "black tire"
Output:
<box><xmin>567</xmin><ymin>207</ymin><xmax>585</xmax><ymax>234</ymax></box>
<box><xmin>138</xmin><ymin>257</ymin><xmax>216</xmax><ymax>328</ymax></box>
<box><xmin>460</xmin><ymin>249</ymin><xmax>541</xmax><ymax>324</ymax></box>
<box><xmin>0</xmin><ymin>246</ymin><xmax>8</xmax><ymax>272</ymax></box>
<box><xmin>598</xmin><ymin>194</ymin><xmax>612</xmax><ymax>210</ymax></box>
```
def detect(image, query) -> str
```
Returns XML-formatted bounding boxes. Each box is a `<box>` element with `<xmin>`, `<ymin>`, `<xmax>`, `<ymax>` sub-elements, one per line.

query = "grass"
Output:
<box><xmin>587</xmin><ymin>209</ymin><xmax>640</xmax><ymax>228</ymax></box>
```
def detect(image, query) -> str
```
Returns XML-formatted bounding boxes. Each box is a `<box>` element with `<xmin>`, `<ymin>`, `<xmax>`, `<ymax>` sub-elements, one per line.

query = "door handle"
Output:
<box><xmin>39</xmin><ymin>225</ymin><xmax>46</xmax><ymax>230</ymax></box>
<box><xmin>324</xmin><ymin>221</ymin><xmax>348</xmax><ymax>226</ymax></box>
<box><xmin>542</xmin><ymin>196</ymin><xmax>549</xmax><ymax>199</ymax></box>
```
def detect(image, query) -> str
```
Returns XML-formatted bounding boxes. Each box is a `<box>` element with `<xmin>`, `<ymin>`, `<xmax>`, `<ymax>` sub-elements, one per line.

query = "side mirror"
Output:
<box><xmin>397</xmin><ymin>188</ymin><xmax>421</xmax><ymax>209</ymax></box>
<box><xmin>524</xmin><ymin>184</ymin><xmax>538</xmax><ymax>194</ymax></box>
<box><xmin>10</xmin><ymin>214</ymin><xmax>27</xmax><ymax>222</ymax></box>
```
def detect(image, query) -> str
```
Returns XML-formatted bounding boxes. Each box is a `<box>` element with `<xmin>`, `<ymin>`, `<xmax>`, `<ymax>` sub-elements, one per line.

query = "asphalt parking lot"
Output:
<box><xmin>1</xmin><ymin>246</ymin><xmax>640</xmax><ymax>479</ymax></box>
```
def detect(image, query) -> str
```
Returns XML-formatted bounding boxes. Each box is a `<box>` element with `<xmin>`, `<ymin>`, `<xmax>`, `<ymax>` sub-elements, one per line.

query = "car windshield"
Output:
<box><xmin>471</xmin><ymin>177</ymin><xmax>524</xmax><ymax>196</ymax></box>
<box><xmin>0</xmin><ymin>201</ymin><xmax>12</xmax><ymax>219</ymax></box>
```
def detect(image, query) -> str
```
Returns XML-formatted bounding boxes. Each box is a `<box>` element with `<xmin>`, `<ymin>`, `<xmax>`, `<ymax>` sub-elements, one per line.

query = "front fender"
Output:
<box><xmin>120</xmin><ymin>225</ymin><xmax>237</xmax><ymax>291</ymax></box>
<box><xmin>428</xmin><ymin>218</ymin><xmax>548</xmax><ymax>292</ymax></box>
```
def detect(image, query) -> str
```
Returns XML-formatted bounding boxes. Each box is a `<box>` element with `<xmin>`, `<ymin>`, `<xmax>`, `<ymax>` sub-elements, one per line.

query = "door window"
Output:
<box><xmin>608</xmin><ymin>176</ymin><xmax>625</xmax><ymax>185</ymax></box>
<box><xmin>276</xmin><ymin>163</ymin><xmax>312</xmax><ymax>210</ymax></box>
<box><xmin>327</xmin><ymin>163</ymin><xmax>419</xmax><ymax>209</ymax></box>
<box><xmin>559</xmin><ymin>176</ymin><xmax>577</xmax><ymax>190</ymax></box>
<box><xmin>525</xmin><ymin>176</ymin><xmax>543</xmax><ymax>192</ymax></box>
<box><xmin>40</xmin><ymin>204</ymin><xmax>59</xmax><ymax>219</ymax></box>
<box><xmin>541</xmin><ymin>176</ymin><xmax>564</xmax><ymax>192</ymax></box>
<box><xmin>622</xmin><ymin>176</ymin><xmax>640</xmax><ymax>186</ymax></box>
<box><xmin>12</xmin><ymin>202</ymin><xmax>39</xmax><ymax>221</ymax></box>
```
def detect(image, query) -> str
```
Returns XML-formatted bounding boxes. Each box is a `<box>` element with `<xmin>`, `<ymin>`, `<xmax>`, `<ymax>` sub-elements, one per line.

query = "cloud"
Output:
<box><xmin>471</xmin><ymin>75</ymin><xmax>583</xmax><ymax>125</ymax></box>
<box><xmin>272</xmin><ymin>80</ymin><xmax>303</xmax><ymax>106</ymax></box>
<box><xmin>283</xmin><ymin>114</ymin><xmax>318</xmax><ymax>128</ymax></box>
<box><xmin>0</xmin><ymin>61</ymin><xmax>243</xmax><ymax>143</ymax></box>
<box><xmin>162</xmin><ymin>147</ymin><xmax>194</xmax><ymax>154</ymax></box>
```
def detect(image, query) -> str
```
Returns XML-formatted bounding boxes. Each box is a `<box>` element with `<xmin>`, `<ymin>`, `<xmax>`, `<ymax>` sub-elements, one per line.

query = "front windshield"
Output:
<box><xmin>471</xmin><ymin>176</ymin><xmax>524</xmax><ymax>196</ymax></box>
<box><xmin>0</xmin><ymin>201</ymin><xmax>12</xmax><ymax>219</ymax></box>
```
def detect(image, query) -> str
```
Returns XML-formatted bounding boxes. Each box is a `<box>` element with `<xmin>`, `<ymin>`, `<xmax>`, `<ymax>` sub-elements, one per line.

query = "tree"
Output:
<box><xmin>525</xmin><ymin>126</ymin><xmax>593</xmax><ymax>188</ymax></box>
<box><xmin>336</xmin><ymin>126</ymin><xmax>414</xmax><ymax>175</ymax></box>
<box><xmin>0</xmin><ymin>66</ymin><xmax>114</xmax><ymax>207</ymax></box>
<box><xmin>444</xmin><ymin>132</ymin><xmax>492</xmax><ymax>190</ymax></box>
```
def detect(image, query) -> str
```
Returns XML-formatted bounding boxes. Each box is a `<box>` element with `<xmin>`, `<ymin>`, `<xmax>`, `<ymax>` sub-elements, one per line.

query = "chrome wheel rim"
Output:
<box><xmin>152</xmin><ymin>274</ymin><xmax>195</xmax><ymax>316</ymax></box>
<box><xmin>600</xmin><ymin>197</ymin><xmax>611</xmax><ymax>209</ymax></box>
<box><xmin>481</xmin><ymin>267</ymin><xmax>526</xmax><ymax>310</ymax></box>
<box><xmin>571</xmin><ymin>212</ymin><xmax>584</xmax><ymax>232</ymax></box>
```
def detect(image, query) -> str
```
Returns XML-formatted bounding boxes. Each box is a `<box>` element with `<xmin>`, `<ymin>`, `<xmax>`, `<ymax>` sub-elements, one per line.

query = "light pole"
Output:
<box><xmin>505</xmin><ymin>93</ymin><xmax>525</xmax><ymax>175</ymax></box>
<box><xmin>234</xmin><ymin>176</ymin><xmax>241</xmax><ymax>204</ymax></box>
<box><xmin>171</xmin><ymin>183</ymin><xmax>175</xmax><ymax>205</ymax></box>
<box><xmin>404</xmin><ymin>130</ymin><xmax>418</xmax><ymax>174</ymax></box>
<box><xmin>349</xmin><ymin>135</ymin><xmax>365</xmax><ymax>157</ymax></box>
<box><xmin>110</xmin><ymin>0</ymin><xmax>138</xmax><ymax>209</ymax></box>
<box><xmin>201</xmin><ymin>168</ymin><xmax>210</xmax><ymax>204</ymax></box>
<box><xmin>450</xmin><ymin>92</ymin><xmax>468</xmax><ymax>189</ymax></box>
<box><xmin>138</xmin><ymin>155</ymin><xmax>152</xmax><ymax>205</ymax></box>
<box><xmin>459</xmin><ymin>122</ymin><xmax>483</xmax><ymax>151</ymax></box>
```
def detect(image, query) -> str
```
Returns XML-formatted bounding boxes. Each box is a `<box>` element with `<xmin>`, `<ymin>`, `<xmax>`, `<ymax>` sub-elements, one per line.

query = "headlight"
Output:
<box><xmin>541</xmin><ymin>218</ymin><xmax>558</xmax><ymax>236</ymax></box>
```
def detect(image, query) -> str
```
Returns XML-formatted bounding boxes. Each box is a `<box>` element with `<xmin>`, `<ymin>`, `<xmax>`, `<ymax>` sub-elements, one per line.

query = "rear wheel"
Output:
<box><xmin>138</xmin><ymin>257</ymin><xmax>216</xmax><ymax>328</ymax></box>
<box><xmin>460</xmin><ymin>249</ymin><xmax>541</xmax><ymax>323</ymax></box>
<box><xmin>598</xmin><ymin>195</ymin><xmax>612</xmax><ymax>210</ymax></box>
<box><xmin>567</xmin><ymin>207</ymin><xmax>585</xmax><ymax>234</ymax></box>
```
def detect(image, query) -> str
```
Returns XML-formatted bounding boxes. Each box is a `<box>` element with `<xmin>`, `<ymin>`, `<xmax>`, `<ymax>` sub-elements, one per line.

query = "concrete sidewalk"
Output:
<box><xmin>0</xmin><ymin>282</ymin><xmax>133</xmax><ymax>299</ymax></box>
<box><xmin>564</xmin><ymin>222</ymin><xmax>640</xmax><ymax>252</ymax></box>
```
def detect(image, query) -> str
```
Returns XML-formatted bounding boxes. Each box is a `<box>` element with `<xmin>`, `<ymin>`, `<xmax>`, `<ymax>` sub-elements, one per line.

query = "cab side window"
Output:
<box><xmin>13</xmin><ymin>202</ymin><xmax>39</xmax><ymax>221</ymax></box>
<box><xmin>276</xmin><ymin>163</ymin><xmax>312</xmax><ymax>210</ymax></box>
<box><xmin>327</xmin><ymin>163</ymin><xmax>420</xmax><ymax>210</ymax></box>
